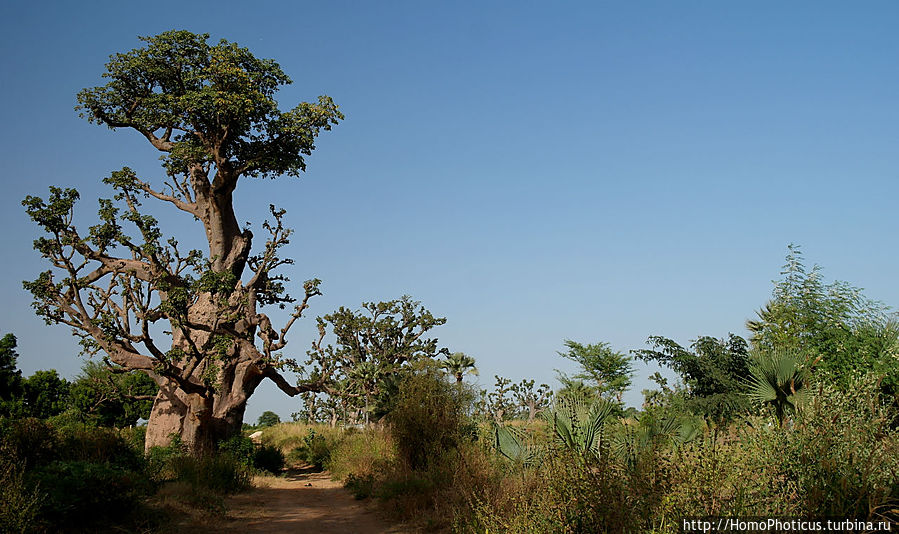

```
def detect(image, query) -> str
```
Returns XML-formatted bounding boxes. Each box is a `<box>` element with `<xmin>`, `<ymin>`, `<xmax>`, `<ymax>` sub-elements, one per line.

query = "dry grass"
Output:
<box><xmin>258</xmin><ymin>422</ymin><xmax>346</xmax><ymax>453</ymax></box>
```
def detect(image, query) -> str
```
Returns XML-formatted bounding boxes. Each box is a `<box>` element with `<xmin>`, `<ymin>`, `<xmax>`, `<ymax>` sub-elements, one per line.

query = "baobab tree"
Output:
<box><xmin>22</xmin><ymin>31</ymin><xmax>342</xmax><ymax>451</ymax></box>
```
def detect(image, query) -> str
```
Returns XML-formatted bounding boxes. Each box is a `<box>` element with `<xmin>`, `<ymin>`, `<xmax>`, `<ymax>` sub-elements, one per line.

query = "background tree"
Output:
<box><xmin>486</xmin><ymin>375</ymin><xmax>515</xmax><ymax>423</ymax></box>
<box><xmin>511</xmin><ymin>379</ymin><xmax>553</xmax><ymax>422</ymax></box>
<box><xmin>555</xmin><ymin>374</ymin><xmax>597</xmax><ymax>402</ymax></box>
<box><xmin>257</xmin><ymin>410</ymin><xmax>281</xmax><ymax>427</ymax></box>
<box><xmin>633</xmin><ymin>334</ymin><xmax>752</xmax><ymax>425</ymax></box>
<box><xmin>0</xmin><ymin>333</ymin><xmax>23</xmax><ymax>417</ymax></box>
<box><xmin>23</xmin><ymin>31</ymin><xmax>342</xmax><ymax>451</ymax></box>
<box><xmin>303</xmin><ymin>296</ymin><xmax>448</xmax><ymax>426</ymax></box>
<box><xmin>68</xmin><ymin>361</ymin><xmax>158</xmax><ymax>427</ymax></box>
<box><xmin>440</xmin><ymin>352</ymin><xmax>479</xmax><ymax>384</ymax></box>
<box><xmin>748</xmin><ymin>245</ymin><xmax>899</xmax><ymax>400</ymax></box>
<box><xmin>21</xmin><ymin>370</ymin><xmax>69</xmax><ymax>419</ymax></box>
<box><xmin>557</xmin><ymin>340</ymin><xmax>634</xmax><ymax>403</ymax></box>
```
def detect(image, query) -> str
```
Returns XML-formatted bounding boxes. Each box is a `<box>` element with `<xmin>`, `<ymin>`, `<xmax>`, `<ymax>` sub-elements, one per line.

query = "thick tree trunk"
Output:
<box><xmin>329</xmin><ymin>408</ymin><xmax>338</xmax><ymax>428</ymax></box>
<box><xmin>144</xmin><ymin>378</ymin><xmax>255</xmax><ymax>452</ymax></box>
<box><xmin>143</xmin><ymin>291</ymin><xmax>261</xmax><ymax>453</ymax></box>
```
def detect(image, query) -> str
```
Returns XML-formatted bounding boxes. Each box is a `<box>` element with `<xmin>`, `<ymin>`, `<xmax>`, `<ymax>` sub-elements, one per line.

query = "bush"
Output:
<box><xmin>155</xmin><ymin>480</ymin><xmax>227</xmax><ymax>517</ymax></box>
<box><xmin>166</xmin><ymin>453</ymin><xmax>252</xmax><ymax>494</ymax></box>
<box><xmin>0</xmin><ymin>445</ymin><xmax>43</xmax><ymax>534</ymax></box>
<box><xmin>218</xmin><ymin>434</ymin><xmax>256</xmax><ymax>467</ymax></box>
<box><xmin>749</xmin><ymin>378</ymin><xmax>899</xmax><ymax>521</ymax></box>
<box><xmin>28</xmin><ymin>460</ymin><xmax>145</xmax><ymax>528</ymax></box>
<box><xmin>0</xmin><ymin>417</ymin><xmax>59</xmax><ymax>468</ymax></box>
<box><xmin>330</xmin><ymin>364</ymin><xmax>483</xmax><ymax>530</ymax></box>
<box><xmin>55</xmin><ymin>423</ymin><xmax>146</xmax><ymax>471</ymax></box>
<box><xmin>288</xmin><ymin>427</ymin><xmax>337</xmax><ymax>469</ymax></box>
<box><xmin>253</xmin><ymin>444</ymin><xmax>285</xmax><ymax>473</ymax></box>
<box><xmin>148</xmin><ymin>434</ymin><xmax>251</xmax><ymax>493</ymax></box>
<box><xmin>388</xmin><ymin>363</ymin><xmax>473</xmax><ymax>471</ymax></box>
<box><xmin>345</xmin><ymin>472</ymin><xmax>376</xmax><ymax>499</ymax></box>
<box><xmin>328</xmin><ymin>429</ymin><xmax>394</xmax><ymax>481</ymax></box>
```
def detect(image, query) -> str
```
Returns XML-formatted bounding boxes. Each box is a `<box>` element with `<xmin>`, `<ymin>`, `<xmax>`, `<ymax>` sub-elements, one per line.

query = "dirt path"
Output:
<box><xmin>220</xmin><ymin>467</ymin><xmax>410</xmax><ymax>533</ymax></box>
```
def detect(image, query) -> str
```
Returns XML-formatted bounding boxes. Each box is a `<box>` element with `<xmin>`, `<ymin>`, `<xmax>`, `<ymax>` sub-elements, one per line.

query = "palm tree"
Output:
<box><xmin>747</xmin><ymin>348</ymin><xmax>811</xmax><ymax>426</ymax></box>
<box><xmin>440</xmin><ymin>352</ymin><xmax>478</xmax><ymax>384</ymax></box>
<box><xmin>543</xmin><ymin>392</ymin><xmax>615</xmax><ymax>461</ymax></box>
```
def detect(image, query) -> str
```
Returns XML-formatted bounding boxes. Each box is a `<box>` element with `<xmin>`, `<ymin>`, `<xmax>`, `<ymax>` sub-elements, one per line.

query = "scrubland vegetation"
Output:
<box><xmin>3</xmin><ymin>246</ymin><xmax>899</xmax><ymax>532</ymax></box>
<box><xmin>4</xmin><ymin>29</ymin><xmax>898</xmax><ymax>532</ymax></box>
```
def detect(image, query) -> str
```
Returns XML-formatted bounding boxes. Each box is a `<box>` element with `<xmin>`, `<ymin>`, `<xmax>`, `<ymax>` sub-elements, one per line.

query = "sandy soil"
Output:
<box><xmin>219</xmin><ymin>467</ymin><xmax>410</xmax><ymax>534</ymax></box>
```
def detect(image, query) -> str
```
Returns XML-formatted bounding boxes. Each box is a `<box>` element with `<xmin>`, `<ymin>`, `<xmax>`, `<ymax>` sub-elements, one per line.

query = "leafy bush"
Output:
<box><xmin>330</xmin><ymin>365</ymin><xmax>486</xmax><ymax>530</ymax></box>
<box><xmin>288</xmin><ymin>427</ymin><xmax>337</xmax><ymax>469</ymax></box>
<box><xmin>749</xmin><ymin>378</ymin><xmax>899</xmax><ymax>520</ymax></box>
<box><xmin>28</xmin><ymin>460</ymin><xmax>145</xmax><ymax>528</ymax></box>
<box><xmin>468</xmin><ymin>448</ymin><xmax>634</xmax><ymax>534</ymax></box>
<box><xmin>0</xmin><ymin>417</ymin><xmax>59</xmax><ymax>468</ymax></box>
<box><xmin>253</xmin><ymin>444</ymin><xmax>285</xmax><ymax>473</ymax></box>
<box><xmin>148</xmin><ymin>434</ymin><xmax>251</xmax><ymax>493</ymax></box>
<box><xmin>388</xmin><ymin>363</ymin><xmax>473</xmax><ymax>470</ymax></box>
<box><xmin>55</xmin><ymin>422</ymin><xmax>146</xmax><ymax>471</ymax></box>
<box><xmin>155</xmin><ymin>480</ymin><xmax>227</xmax><ymax>517</ymax></box>
<box><xmin>345</xmin><ymin>472</ymin><xmax>376</xmax><ymax>499</ymax></box>
<box><xmin>218</xmin><ymin>434</ymin><xmax>256</xmax><ymax>466</ymax></box>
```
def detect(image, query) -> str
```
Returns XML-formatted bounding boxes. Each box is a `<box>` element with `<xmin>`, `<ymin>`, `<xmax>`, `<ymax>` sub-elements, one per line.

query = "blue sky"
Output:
<box><xmin>1</xmin><ymin>1</ymin><xmax>897</xmax><ymax>422</ymax></box>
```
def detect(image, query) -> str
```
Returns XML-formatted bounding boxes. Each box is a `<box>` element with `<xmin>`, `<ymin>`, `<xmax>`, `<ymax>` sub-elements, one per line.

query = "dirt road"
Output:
<box><xmin>220</xmin><ymin>468</ymin><xmax>409</xmax><ymax>533</ymax></box>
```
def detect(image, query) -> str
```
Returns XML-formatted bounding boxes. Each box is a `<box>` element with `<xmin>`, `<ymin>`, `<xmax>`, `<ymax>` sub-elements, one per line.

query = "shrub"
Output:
<box><xmin>328</xmin><ymin>429</ymin><xmax>394</xmax><ymax>481</ymax></box>
<box><xmin>253</xmin><ymin>444</ymin><xmax>285</xmax><ymax>473</ymax></box>
<box><xmin>288</xmin><ymin>427</ymin><xmax>338</xmax><ymax>469</ymax></box>
<box><xmin>345</xmin><ymin>472</ymin><xmax>376</xmax><ymax>499</ymax></box>
<box><xmin>218</xmin><ymin>434</ymin><xmax>256</xmax><ymax>467</ymax></box>
<box><xmin>258</xmin><ymin>421</ymin><xmax>328</xmax><ymax>452</ymax></box>
<box><xmin>0</xmin><ymin>445</ymin><xmax>43</xmax><ymax>534</ymax></box>
<box><xmin>388</xmin><ymin>363</ymin><xmax>473</xmax><ymax>471</ymax></box>
<box><xmin>749</xmin><ymin>378</ymin><xmax>899</xmax><ymax>520</ymax></box>
<box><xmin>28</xmin><ymin>460</ymin><xmax>144</xmax><ymax>528</ymax></box>
<box><xmin>166</xmin><ymin>453</ymin><xmax>251</xmax><ymax>494</ymax></box>
<box><xmin>337</xmin><ymin>364</ymin><xmax>484</xmax><ymax>530</ymax></box>
<box><xmin>55</xmin><ymin>423</ymin><xmax>146</xmax><ymax>471</ymax></box>
<box><xmin>0</xmin><ymin>417</ymin><xmax>59</xmax><ymax>468</ymax></box>
<box><xmin>145</xmin><ymin>434</ymin><xmax>188</xmax><ymax>482</ymax></box>
<box><xmin>155</xmin><ymin>480</ymin><xmax>227</xmax><ymax>517</ymax></box>
<box><xmin>468</xmin><ymin>448</ymin><xmax>634</xmax><ymax>533</ymax></box>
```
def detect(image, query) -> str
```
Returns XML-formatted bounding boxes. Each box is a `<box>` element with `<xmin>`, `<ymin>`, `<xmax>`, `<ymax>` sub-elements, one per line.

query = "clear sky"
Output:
<box><xmin>1</xmin><ymin>1</ymin><xmax>897</xmax><ymax>422</ymax></box>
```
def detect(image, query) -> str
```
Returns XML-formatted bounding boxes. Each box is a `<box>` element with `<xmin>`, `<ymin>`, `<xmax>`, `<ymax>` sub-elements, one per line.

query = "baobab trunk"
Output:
<box><xmin>144</xmin><ymin>381</ymin><xmax>253</xmax><ymax>452</ymax></box>
<box><xmin>143</xmin><ymin>294</ymin><xmax>264</xmax><ymax>452</ymax></box>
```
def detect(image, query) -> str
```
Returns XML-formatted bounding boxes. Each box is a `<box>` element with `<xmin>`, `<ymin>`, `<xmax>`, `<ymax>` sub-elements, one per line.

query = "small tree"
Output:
<box><xmin>68</xmin><ymin>361</ymin><xmax>157</xmax><ymax>427</ymax></box>
<box><xmin>388</xmin><ymin>362</ymin><xmax>471</xmax><ymax>471</ymax></box>
<box><xmin>748</xmin><ymin>245</ymin><xmax>899</xmax><ymax>397</ymax></box>
<box><xmin>257</xmin><ymin>410</ymin><xmax>281</xmax><ymax>427</ymax></box>
<box><xmin>440</xmin><ymin>352</ymin><xmax>478</xmax><ymax>384</ymax></box>
<box><xmin>0</xmin><ymin>333</ymin><xmax>23</xmax><ymax>417</ymax></box>
<box><xmin>21</xmin><ymin>370</ymin><xmax>70</xmax><ymax>419</ymax></box>
<box><xmin>22</xmin><ymin>31</ymin><xmax>343</xmax><ymax>451</ymax></box>
<box><xmin>558</xmin><ymin>340</ymin><xmax>633</xmax><ymax>403</ymax></box>
<box><xmin>486</xmin><ymin>375</ymin><xmax>515</xmax><ymax>423</ymax></box>
<box><xmin>304</xmin><ymin>296</ymin><xmax>448</xmax><ymax>425</ymax></box>
<box><xmin>633</xmin><ymin>334</ymin><xmax>752</xmax><ymax>424</ymax></box>
<box><xmin>747</xmin><ymin>349</ymin><xmax>811</xmax><ymax>426</ymax></box>
<box><xmin>511</xmin><ymin>379</ymin><xmax>553</xmax><ymax>422</ymax></box>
